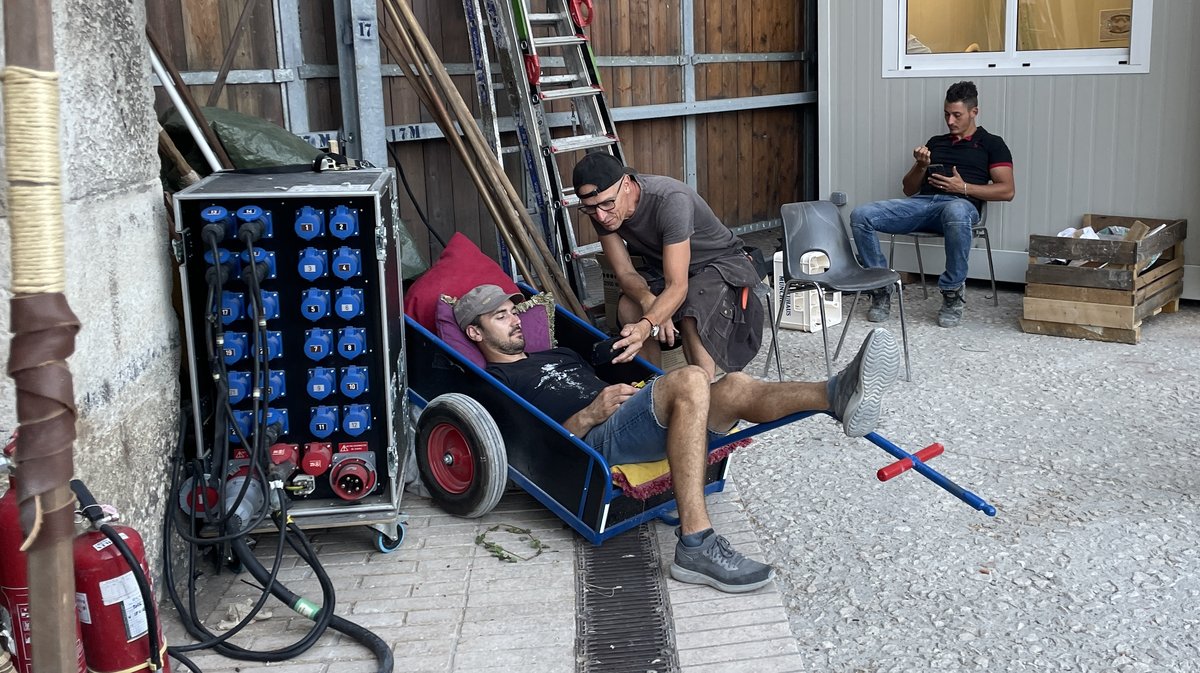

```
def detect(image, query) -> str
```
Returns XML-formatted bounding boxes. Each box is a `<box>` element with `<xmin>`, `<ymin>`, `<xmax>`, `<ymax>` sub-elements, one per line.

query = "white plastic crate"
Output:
<box><xmin>773</xmin><ymin>251</ymin><xmax>843</xmax><ymax>332</ymax></box>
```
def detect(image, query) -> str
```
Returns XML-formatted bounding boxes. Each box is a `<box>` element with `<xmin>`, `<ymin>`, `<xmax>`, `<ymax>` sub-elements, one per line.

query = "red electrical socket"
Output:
<box><xmin>329</xmin><ymin>448</ymin><xmax>377</xmax><ymax>501</ymax></box>
<box><xmin>301</xmin><ymin>442</ymin><xmax>332</xmax><ymax>476</ymax></box>
<box><xmin>270</xmin><ymin>443</ymin><xmax>299</xmax><ymax>466</ymax></box>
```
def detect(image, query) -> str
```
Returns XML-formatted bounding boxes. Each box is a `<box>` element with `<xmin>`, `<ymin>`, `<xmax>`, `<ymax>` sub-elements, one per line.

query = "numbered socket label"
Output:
<box><xmin>222</xmin><ymin>332</ymin><xmax>248</xmax><ymax>365</ymax></box>
<box><xmin>227</xmin><ymin>371</ymin><xmax>251</xmax><ymax>404</ymax></box>
<box><xmin>332</xmin><ymin>247</ymin><xmax>362</xmax><ymax>280</ymax></box>
<box><xmin>334</xmin><ymin>288</ymin><xmax>365</xmax><ymax>320</ymax></box>
<box><xmin>235</xmin><ymin>205</ymin><xmax>274</xmax><ymax>238</ymax></box>
<box><xmin>294</xmin><ymin>205</ymin><xmax>325</xmax><ymax>240</ymax></box>
<box><xmin>301</xmin><ymin>289</ymin><xmax>331</xmax><ymax>322</ymax></box>
<box><xmin>342</xmin><ymin>404</ymin><xmax>371</xmax><ymax>437</ymax></box>
<box><xmin>298</xmin><ymin>248</ymin><xmax>328</xmax><ymax>281</ymax></box>
<box><xmin>329</xmin><ymin>205</ymin><xmax>359</xmax><ymax>239</ymax></box>
<box><xmin>339</xmin><ymin>366</ymin><xmax>368</xmax><ymax>399</ymax></box>
<box><xmin>304</xmin><ymin>328</ymin><xmax>333</xmax><ymax>361</ymax></box>
<box><xmin>306</xmin><ymin>367</ymin><xmax>336</xmax><ymax>400</ymax></box>
<box><xmin>310</xmin><ymin>406</ymin><xmax>339</xmax><ymax>439</ymax></box>
<box><xmin>220</xmin><ymin>292</ymin><xmax>245</xmax><ymax>325</ymax></box>
<box><xmin>337</xmin><ymin>328</ymin><xmax>367</xmax><ymax>360</ymax></box>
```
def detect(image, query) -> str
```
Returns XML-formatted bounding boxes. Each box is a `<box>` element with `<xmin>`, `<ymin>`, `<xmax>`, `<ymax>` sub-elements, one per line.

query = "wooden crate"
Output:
<box><xmin>1020</xmin><ymin>215</ymin><xmax>1187</xmax><ymax>344</ymax></box>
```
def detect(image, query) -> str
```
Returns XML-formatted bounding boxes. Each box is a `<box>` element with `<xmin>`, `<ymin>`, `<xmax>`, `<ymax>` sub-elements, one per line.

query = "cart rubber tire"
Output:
<box><xmin>416</xmin><ymin>393</ymin><xmax>507</xmax><ymax>518</ymax></box>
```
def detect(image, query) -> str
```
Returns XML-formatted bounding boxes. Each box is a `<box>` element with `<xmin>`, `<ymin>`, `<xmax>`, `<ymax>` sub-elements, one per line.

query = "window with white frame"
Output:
<box><xmin>883</xmin><ymin>0</ymin><xmax>1152</xmax><ymax>77</ymax></box>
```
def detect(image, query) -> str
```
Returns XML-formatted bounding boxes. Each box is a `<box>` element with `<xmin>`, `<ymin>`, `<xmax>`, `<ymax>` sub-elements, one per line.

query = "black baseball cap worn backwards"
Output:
<box><xmin>572</xmin><ymin>153</ymin><xmax>634</xmax><ymax>199</ymax></box>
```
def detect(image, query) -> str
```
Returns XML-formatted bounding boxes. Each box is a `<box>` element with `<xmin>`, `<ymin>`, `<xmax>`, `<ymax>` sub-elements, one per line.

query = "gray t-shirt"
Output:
<box><xmin>593</xmin><ymin>174</ymin><xmax>744</xmax><ymax>274</ymax></box>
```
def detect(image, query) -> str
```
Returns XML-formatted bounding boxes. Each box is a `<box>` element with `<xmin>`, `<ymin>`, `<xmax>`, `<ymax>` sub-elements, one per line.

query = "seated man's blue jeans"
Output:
<box><xmin>584</xmin><ymin>377</ymin><xmax>729</xmax><ymax>465</ymax></box>
<box><xmin>849</xmin><ymin>195</ymin><xmax>980</xmax><ymax>291</ymax></box>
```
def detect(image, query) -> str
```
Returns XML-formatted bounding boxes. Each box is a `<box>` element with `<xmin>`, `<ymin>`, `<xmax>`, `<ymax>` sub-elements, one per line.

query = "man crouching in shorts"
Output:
<box><xmin>455</xmin><ymin>284</ymin><xmax>902</xmax><ymax>593</ymax></box>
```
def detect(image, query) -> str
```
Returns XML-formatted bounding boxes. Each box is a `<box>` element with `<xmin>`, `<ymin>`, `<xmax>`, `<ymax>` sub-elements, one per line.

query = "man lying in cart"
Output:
<box><xmin>453</xmin><ymin>284</ymin><xmax>903</xmax><ymax>594</ymax></box>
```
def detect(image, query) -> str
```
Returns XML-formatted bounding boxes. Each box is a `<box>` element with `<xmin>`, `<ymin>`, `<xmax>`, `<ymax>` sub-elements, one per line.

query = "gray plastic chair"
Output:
<box><xmin>766</xmin><ymin>201</ymin><xmax>912</xmax><ymax>382</ymax></box>
<box><xmin>887</xmin><ymin>202</ymin><xmax>998</xmax><ymax>306</ymax></box>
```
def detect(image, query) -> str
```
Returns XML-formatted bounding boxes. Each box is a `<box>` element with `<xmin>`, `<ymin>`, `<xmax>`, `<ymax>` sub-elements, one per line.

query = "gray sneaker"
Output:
<box><xmin>937</xmin><ymin>288</ymin><xmax>966</xmax><ymax>328</ymax></box>
<box><xmin>670</xmin><ymin>530</ymin><xmax>774</xmax><ymax>593</ymax></box>
<box><xmin>829</xmin><ymin>328</ymin><xmax>901</xmax><ymax>437</ymax></box>
<box><xmin>866</xmin><ymin>288</ymin><xmax>892</xmax><ymax>322</ymax></box>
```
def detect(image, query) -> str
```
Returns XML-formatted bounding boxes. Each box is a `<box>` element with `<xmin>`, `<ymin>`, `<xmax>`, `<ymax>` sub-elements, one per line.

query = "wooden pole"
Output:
<box><xmin>3</xmin><ymin>2</ymin><xmax>83</xmax><ymax>672</ymax></box>
<box><xmin>146</xmin><ymin>26</ymin><xmax>235</xmax><ymax>169</ymax></box>
<box><xmin>205</xmin><ymin>0</ymin><xmax>263</xmax><ymax>107</ymax></box>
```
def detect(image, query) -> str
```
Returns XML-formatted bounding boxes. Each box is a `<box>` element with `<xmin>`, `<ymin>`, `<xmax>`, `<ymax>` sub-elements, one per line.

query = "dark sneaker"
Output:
<box><xmin>866</xmin><ymin>288</ymin><xmax>892</xmax><ymax>322</ymax></box>
<box><xmin>829</xmin><ymin>328</ymin><xmax>901</xmax><ymax>437</ymax></box>
<box><xmin>670</xmin><ymin>530</ymin><xmax>774</xmax><ymax>593</ymax></box>
<box><xmin>937</xmin><ymin>288</ymin><xmax>966</xmax><ymax>328</ymax></box>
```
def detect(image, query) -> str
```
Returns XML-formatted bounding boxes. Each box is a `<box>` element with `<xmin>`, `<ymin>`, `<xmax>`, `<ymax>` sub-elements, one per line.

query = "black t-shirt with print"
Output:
<box><xmin>486</xmin><ymin>348</ymin><xmax>608</xmax><ymax>425</ymax></box>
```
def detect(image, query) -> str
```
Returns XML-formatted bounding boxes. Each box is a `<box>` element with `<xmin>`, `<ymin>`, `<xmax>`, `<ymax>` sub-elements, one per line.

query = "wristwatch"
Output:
<box><xmin>639</xmin><ymin>316</ymin><xmax>660</xmax><ymax>338</ymax></box>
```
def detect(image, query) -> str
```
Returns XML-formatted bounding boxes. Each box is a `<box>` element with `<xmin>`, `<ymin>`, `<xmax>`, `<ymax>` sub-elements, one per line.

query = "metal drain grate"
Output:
<box><xmin>576</xmin><ymin>524</ymin><xmax>679</xmax><ymax>673</ymax></box>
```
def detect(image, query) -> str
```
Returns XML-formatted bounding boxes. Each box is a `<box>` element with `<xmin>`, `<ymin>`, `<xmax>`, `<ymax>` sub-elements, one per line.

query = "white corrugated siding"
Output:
<box><xmin>818</xmin><ymin>1</ymin><xmax>1199</xmax><ymax>298</ymax></box>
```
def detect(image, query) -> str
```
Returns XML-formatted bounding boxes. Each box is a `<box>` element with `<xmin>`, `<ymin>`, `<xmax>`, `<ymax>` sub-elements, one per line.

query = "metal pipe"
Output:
<box><xmin>148</xmin><ymin>46</ymin><xmax>223</xmax><ymax>173</ymax></box>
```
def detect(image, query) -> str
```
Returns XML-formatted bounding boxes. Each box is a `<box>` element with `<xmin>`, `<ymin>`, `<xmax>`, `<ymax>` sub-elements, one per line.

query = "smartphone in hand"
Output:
<box><xmin>590</xmin><ymin>335</ymin><xmax>626</xmax><ymax>366</ymax></box>
<box><xmin>926</xmin><ymin>163</ymin><xmax>953</xmax><ymax>178</ymax></box>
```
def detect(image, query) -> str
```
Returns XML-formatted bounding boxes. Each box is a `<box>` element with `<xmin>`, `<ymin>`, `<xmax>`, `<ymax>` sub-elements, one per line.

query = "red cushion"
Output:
<box><xmin>403</xmin><ymin>233</ymin><xmax>519</xmax><ymax>330</ymax></box>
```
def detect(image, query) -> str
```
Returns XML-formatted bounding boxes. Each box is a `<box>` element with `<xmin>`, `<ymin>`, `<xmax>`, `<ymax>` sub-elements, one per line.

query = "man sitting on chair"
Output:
<box><xmin>454</xmin><ymin>283</ymin><xmax>903</xmax><ymax>594</ymax></box>
<box><xmin>849</xmin><ymin>80</ymin><xmax>1015</xmax><ymax>328</ymax></box>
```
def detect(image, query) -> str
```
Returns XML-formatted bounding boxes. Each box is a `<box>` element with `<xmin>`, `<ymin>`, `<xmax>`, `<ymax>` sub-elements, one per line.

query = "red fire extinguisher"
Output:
<box><xmin>71</xmin><ymin>480</ymin><xmax>170</xmax><ymax>673</ymax></box>
<box><xmin>0</xmin><ymin>432</ymin><xmax>88</xmax><ymax>673</ymax></box>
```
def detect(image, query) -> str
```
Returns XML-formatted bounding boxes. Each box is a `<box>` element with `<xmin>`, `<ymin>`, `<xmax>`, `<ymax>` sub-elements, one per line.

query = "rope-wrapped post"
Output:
<box><xmin>4</xmin><ymin>2</ymin><xmax>83</xmax><ymax>668</ymax></box>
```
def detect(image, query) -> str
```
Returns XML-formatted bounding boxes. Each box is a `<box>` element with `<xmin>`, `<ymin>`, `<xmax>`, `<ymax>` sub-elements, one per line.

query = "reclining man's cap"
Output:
<box><xmin>454</xmin><ymin>284</ymin><xmax>524</xmax><ymax>330</ymax></box>
<box><xmin>571</xmin><ymin>152</ymin><xmax>634</xmax><ymax>199</ymax></box>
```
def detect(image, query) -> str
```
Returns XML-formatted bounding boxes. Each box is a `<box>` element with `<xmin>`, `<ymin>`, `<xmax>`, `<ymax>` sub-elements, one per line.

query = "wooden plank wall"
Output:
<box><xmin>147</xmin><ymin>0</ymin><xmax>808</xmax><ymax>266</ymax></box>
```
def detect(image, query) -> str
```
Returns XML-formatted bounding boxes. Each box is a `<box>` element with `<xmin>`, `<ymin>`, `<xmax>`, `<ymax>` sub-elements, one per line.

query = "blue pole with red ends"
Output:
<box><xmin>866</xmin><ymin>433</ymin><xmax>996</xmax><ymax>517</ymax></box>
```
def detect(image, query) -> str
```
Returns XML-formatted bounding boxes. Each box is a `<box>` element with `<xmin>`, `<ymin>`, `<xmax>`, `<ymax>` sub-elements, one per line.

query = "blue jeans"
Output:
<box><xmin>849</xmin><ymin>195</ymin><xmax>979</xmax><ymax>291</ymax></box>
<box><xmin>583</xmin><ymin>378</ymin><xmax>728</xmax><ymax>465</ymax></box>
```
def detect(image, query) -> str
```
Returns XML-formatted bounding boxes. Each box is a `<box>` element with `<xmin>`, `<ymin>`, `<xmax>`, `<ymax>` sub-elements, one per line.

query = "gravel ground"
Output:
<box><xmin>733</xmin><ymin>281</ymin><xmax>1200</xmax><ymax>673</ymax></box>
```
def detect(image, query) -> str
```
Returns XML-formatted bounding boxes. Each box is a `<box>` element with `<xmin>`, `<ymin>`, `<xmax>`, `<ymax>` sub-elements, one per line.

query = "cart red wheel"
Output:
<box><xmin>416</xmin><ymin>394</ymin><xmax>507</xmax><ymax>518</ymax></box>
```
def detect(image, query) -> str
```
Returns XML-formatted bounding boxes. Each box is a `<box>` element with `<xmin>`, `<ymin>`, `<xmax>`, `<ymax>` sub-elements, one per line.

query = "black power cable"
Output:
<box><xmin>387</xmin><ymin>143</ymin><xmax>447</xmax><ymax>250</ymax></box>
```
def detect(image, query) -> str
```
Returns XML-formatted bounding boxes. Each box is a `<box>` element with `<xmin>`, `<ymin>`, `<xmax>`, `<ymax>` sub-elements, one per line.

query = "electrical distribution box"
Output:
<box><xmin>173</xmin><ymin>169</ymin><xmax>408</xmax><ymax>536</ymax></box>
<box><xmin>773</xmin><ymin>251</ymin><xmax>843</xmax><ymax>332</ymax></box>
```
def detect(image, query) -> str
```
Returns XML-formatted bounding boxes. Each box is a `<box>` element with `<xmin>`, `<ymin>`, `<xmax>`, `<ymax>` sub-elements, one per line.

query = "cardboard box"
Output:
<box><xmin>773</xmin><ymin>251</ymin><xmax>842</xmax><ymax>332</ymax></box>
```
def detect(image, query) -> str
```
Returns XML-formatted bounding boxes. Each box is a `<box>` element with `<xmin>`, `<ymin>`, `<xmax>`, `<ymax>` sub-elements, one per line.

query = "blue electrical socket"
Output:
<box><xmin>222</xmin><ymin>331</ymin><xmax>248</xmax><ymax>365</ymax></box>
<box><xmin>298</xmin><ymin>248</ymin><xmax>329</xmax><ymax>281</ymax></box>
<box><xmin>300</xmin><ymin>288</ymin><xmax>331</xmax><ymax>322</ymax></box>
<box><xmin>329</xmin><ymin>205</ymin><xmax>359</xmax><ymax>239</ymax></box>
<box><xmin>265</xmin><ymin>408</ymin><xmax>290</xmax><ymax>435</ymax></box>
<box><xmin>235</xmin><ymin>205</ymin><xmax>274</xmax><ymax>239</ymax></box>
<box><xmin>340</xmin><ymin>366</ymin><xmax>368</xmax><ymax>399</ymax></box>
<box><xmin>294</xmin><ymin>205</ymin><xmax>325</xmax><ymax>240</ymax></box>
<box><xmin>342</xmin><ymin>404</ymin><xmax>371</xmax><ymax>437</ymax></box>
<box><xmin>266</xmin><ymin>370</ymin><xmax>286</xmax><ymax>402</ymax></box>
<box><xmin>334</xmin><ymin>288</ymin><xmax>365</xmax><ymax>320</ymax></box>
<box><xmin>310</xmin><ymin>406</ymin><xmax>339</xmax><ymax>439</ymax></box>
<box><xmin>220</xmin><ymin>292</ymin><xmax>245</xmax><ymax>325</ymax></box>
<box><xmin>239</xmin><ymin>248</ymin><xmax>277</xmax><ymax>280</ymax></box>
<box><xmin>304</xmin><ymin>328</ymin><xmax>333</xmax><ymax>361</ymax></box>
<box><xmin>266</xmin><ymin>331</ymin><xmax>284</xmax><ymax>360</ymax></box>
<box><xmin>229</xmin><ymin>410</ymin><xmax>254</xmax><ymax>444</ymax></box>
<box><xmin>227</xmin><ymin>371</ymin><xmax>251</xmax><ymax>404</ymax></box>
<box><xmin>200</xmin><ymin>205</ymin><xmax>236</xmax><ymax>240</ymax></box>
<box><xmin>332</xmin><ymin>247</ymin><xmax>362</xmax><ymax>280</ymax></box>
<box><xmin>255</xmin><ymin>291</ymin><xmax>281</xmax><ymax>321</ymax></box>
<box><xmin>337</xmin><ymin>328</ymin><xmax>367</xmax><ymax>360</ymax></box>
<box><xmin>306</xmin><ymin>367</ymin><xmax>337</xmax><ymax>400</ymax></box>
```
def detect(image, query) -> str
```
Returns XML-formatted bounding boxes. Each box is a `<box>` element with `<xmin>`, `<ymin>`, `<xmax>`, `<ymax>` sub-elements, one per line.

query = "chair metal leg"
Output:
<box><xmin>913</xmin><ymin>236</ymin><xmax>928</xmax><ymax>299</ymax></box>
<box><xmin>761</xmin><ymin>281</ymin><xmax>783</xmax><ymax>381</ymax></box>
<box><xmin>981</xmin><ymin>228</ymin><xmax>998</xmax><ymax>307</ymax></box>
<box><xmin>815</xmin><ymin>284</ymin><xmax>832</xmax><ymax>379</ymax></box>
<box><xmin>894</xmin><ymin>279</ymin><xmax>912</xmax><ymax>382</ymax></box>
<box><xmin>888</xmin><ymin>233</ymin><xmax>897</xmax><ymax>268</ymax></box>
<box><xmin>833</xmin><ymin>291</ymin><xmax>860</xmax><ymax>361</ymax></box>
<box><xmin>769</xmin><ymin>281</ymin><xmax>791</xmax><ymax>379</ymax></box>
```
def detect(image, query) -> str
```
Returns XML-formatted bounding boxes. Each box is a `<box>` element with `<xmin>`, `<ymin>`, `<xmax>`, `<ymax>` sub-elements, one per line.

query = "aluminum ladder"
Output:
<box><xmin>462</xmin><ymin>0</ymin><xmax>624</xmax><ymax>301</ymax></box>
